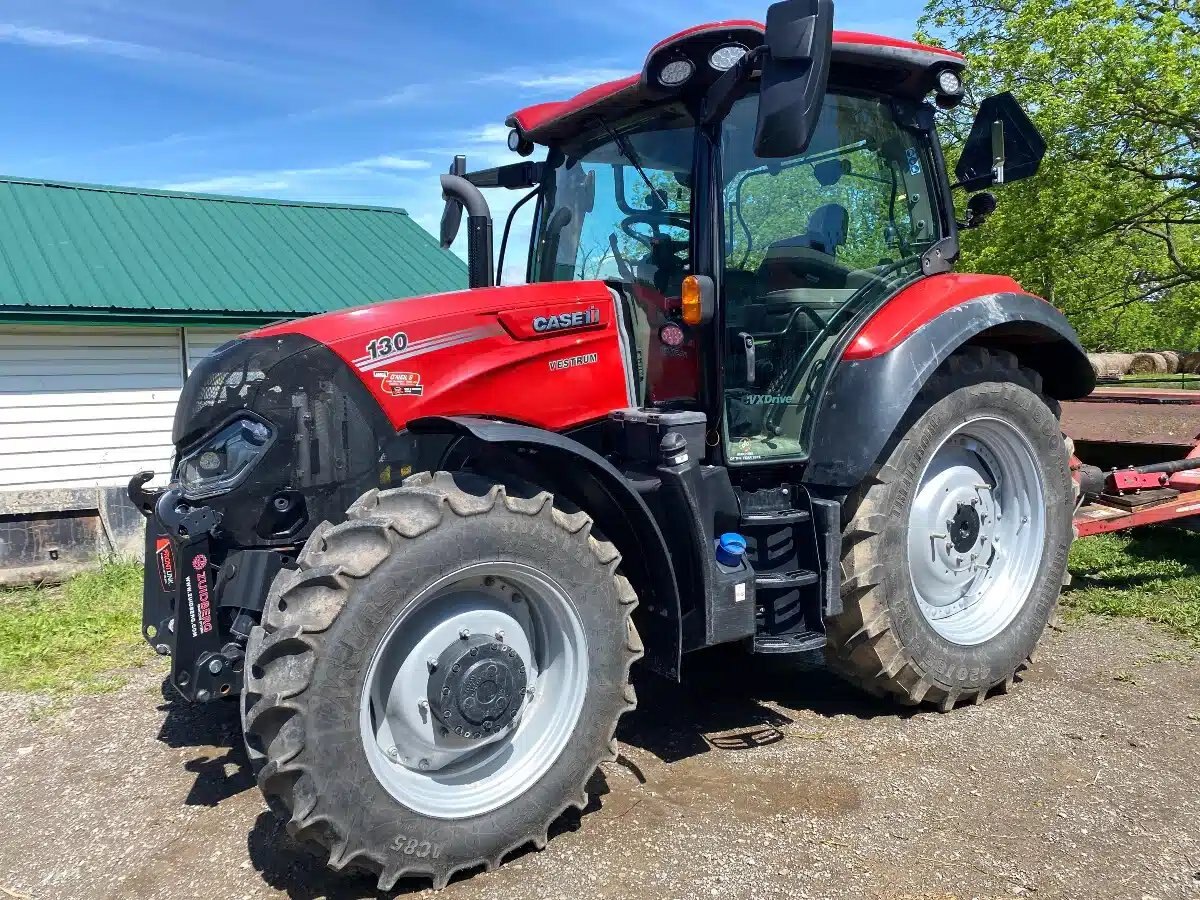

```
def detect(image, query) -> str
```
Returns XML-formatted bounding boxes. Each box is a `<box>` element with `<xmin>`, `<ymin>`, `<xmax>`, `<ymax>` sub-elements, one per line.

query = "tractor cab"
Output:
<box><xmin>443</xmin><ymin>7</ymin><xmax>1046</xmax><ymax>467</ymax></box>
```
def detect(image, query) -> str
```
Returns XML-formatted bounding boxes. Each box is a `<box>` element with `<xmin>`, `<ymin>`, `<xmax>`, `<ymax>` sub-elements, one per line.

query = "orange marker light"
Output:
<box><xmin>681</xmin><ymin>275</ymin><xmax>702</xmax><ymax>326</ymax></box>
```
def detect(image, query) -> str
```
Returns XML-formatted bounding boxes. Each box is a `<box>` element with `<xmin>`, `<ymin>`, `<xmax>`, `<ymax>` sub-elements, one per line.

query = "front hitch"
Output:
<box><xmin>129</xmin><ymin>473</ymin><xmax>237</xmax><ymax>702</ymax></box>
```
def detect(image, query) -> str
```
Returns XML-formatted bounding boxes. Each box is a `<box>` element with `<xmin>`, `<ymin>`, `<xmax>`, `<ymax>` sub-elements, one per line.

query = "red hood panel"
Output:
<box><xmin>251</xmin><ymin>281</ymin><xmax>632</xmax><ymax>433</ymax></box>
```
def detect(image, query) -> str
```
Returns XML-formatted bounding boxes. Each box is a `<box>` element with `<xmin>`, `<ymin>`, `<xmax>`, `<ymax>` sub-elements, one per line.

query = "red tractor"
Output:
<box><xmin>129</xmin><ymin>1</ymin><xmax>1095</xmax><ymax>889</ymax></box>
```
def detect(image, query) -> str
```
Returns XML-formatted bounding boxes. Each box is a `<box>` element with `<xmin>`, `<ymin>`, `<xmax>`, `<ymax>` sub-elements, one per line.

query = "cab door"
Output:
<box><xmin>717</xmin><ymin>92</ymin><xmax>946</xmax><ymax>465</ymax></box>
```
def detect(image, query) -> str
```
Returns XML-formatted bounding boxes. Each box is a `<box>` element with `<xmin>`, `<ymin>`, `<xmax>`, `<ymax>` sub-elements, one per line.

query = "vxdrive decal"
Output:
<box><xmin>374</xmin><ymin>371</ymin><xmax>424</xmax><ymax>397</ymax></box>
<box><xmin>533</xmin><ymin>306</ymin><xmax>600</xmax><ymax>334</ymax></box>
<box><xmin>549</xmin><ymin>352</ymin><xmax>598</xmax><ymax>371</ymax></box>
<box><xmin>353</xmin><ymin>324</ymin><xmax>505</xmax><ymax>373</ymax></box>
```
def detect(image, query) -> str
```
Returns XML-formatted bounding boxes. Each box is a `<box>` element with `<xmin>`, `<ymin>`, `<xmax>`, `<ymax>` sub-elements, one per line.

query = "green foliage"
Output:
<box><xmin>1066</xmin><ymin>529</ymin><xmax>1200</xmax><ymax>640</ymax></box>
<box><xmin>0</xmin><ymin>561</ymin><xmax>156</xmax><ymax>693</ymax></box>
<box><xmin>919</xmin><ymin>0</ymin><xmax>1200</xmax><ymax>351</ymax></box>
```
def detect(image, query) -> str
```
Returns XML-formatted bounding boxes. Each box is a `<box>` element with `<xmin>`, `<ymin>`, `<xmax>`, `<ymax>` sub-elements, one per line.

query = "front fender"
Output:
<box><xmin>409</xmin><ymin>415</ymin><xmax>684</xmax><ymax>680</ymax></box>
<box><xmin>804</xmin><ymin>291</ymin><xmax>1094</xmax><ymax>488</ymax></box>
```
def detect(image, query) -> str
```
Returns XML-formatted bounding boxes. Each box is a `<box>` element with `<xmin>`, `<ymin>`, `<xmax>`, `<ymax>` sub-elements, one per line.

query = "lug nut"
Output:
<box><xmin>208</xmin><ymin>658</ymin><xmax>224</xmax><ymax>674</ymax></box>
<box><xmin>494</xmin><ymin>629</ymin><xmax>505</xmax><ymax>642</ymax></box>
<box><xmin>196</xmin><ymin>689</ymin><xmax>210</xmax><ymax>702</ymax></box>
<box><xmin>418</xmin><ymin>758</ymin><xmax>430</xmax><ymax>770</ymax></box>
<box><xmin>155</xmin><ymin>643</ymin><xmax>170</xmax><ymax>656</ymax></box>
<box><xmin>459</xmin><ymin>628</ymin><xmax>470</xmax><ymax>640</ymax></box>
<box><xmin>426</xmin><ymin>657</ymin><xmax>438</xmax><ymax>672</ymax></box>
<box><xmin>386</xmin><ymin>746</ymin><xmax>401</xmax><ymax>762</ymax></box>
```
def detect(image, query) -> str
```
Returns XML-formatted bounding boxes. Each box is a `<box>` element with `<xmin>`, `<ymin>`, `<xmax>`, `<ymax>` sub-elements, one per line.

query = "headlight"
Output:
<box><xmin>178</xmin><ymin>416</ymin><xmax>274</xmax><ymax>500</ymax></box>
<box><xmin>658</xmin><ymin>59</ymin><xmax>694</xmax><ymax>87</ymax></box>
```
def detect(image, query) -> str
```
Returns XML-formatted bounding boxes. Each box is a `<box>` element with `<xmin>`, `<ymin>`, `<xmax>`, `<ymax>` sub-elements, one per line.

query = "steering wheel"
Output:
<box><xmin>620</xmin><ymin>211</ymin><xmax>690</xmax><ymax>252</ymax></box>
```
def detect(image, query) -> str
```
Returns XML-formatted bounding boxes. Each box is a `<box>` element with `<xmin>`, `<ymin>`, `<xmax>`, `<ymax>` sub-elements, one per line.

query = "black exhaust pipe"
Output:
<box><xmin>440</xmin><ymin>171</ymin><xmax>494</xmax><ymax>289</ymax></box>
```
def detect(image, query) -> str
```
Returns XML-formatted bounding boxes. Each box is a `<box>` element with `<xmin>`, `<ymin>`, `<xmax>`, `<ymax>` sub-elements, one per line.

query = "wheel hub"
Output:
<box><xmin>949</xmin><ymin>502</ymin><xmax>982</xmax><ymax>553</ymax></box>
<box><xmin>428</xmin><ymin>635</ymin><xmax>527</xmax><ymax>739</ymax></box>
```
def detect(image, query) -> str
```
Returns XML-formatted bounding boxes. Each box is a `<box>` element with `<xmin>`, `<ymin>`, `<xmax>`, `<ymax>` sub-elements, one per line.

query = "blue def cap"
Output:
<box><xmin>715</xmin><ymin>532</ymin><xmax>748</xmax><ymax>568</ymax></box>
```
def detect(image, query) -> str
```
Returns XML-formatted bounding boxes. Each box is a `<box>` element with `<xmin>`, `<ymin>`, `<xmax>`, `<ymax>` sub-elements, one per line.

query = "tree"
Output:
<box><xmin>919</xmin><ymin>0</ymin><xmax>1200</xmax><ymax>350</ymax></box>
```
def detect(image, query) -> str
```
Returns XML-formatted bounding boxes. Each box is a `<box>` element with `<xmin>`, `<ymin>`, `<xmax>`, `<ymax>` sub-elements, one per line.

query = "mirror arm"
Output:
<box><xmin>701</xmin><ymin>45</ymin><xmax>766</xmax><ymax>126</ymax></box>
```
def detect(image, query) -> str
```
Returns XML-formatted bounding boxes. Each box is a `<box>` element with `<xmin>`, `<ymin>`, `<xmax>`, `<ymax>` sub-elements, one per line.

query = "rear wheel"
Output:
<box><xmin>242</xmin><ymin>472</ymin><xmax>641</xmax><ymax>889</ymax></box>
<box><xmin>826</xmin><ymin>347</ymin><xmax>1074</xmax><ymax>710</ymax></box>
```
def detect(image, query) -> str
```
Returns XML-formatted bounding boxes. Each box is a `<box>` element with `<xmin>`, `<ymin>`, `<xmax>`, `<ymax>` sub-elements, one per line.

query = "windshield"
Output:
<box><xmin>720</xmin><ymin>91</ymin><xmax>945</xmax><ymax>464</ymax></box>
<box><xmin>530</xmin><ymin>105</ymin><xmax>694</xmax><ymax>295</ymax></box>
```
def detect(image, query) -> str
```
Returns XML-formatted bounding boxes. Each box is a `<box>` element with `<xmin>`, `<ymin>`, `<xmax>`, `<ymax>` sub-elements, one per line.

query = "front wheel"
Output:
<box><xmin>241</xmin><ymin>472</ymin><xmax>641</xmax><ymax>889</ymax></box>
<box><xmin>826</xmin><ymin>347</ymin><xmax>1074</xmax><ymax>710</ymax></box>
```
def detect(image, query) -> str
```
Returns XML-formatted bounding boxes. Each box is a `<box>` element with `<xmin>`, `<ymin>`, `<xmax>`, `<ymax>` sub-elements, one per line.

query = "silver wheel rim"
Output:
<box><xmin>907</xmin><ymin>416</ymin><xmax>1047</xmax><ymax>646</ymax></box>
<box><xmin>359</xmin><ymin>561</ymin><xmax>589</xmax><ymax>819</ymax></box>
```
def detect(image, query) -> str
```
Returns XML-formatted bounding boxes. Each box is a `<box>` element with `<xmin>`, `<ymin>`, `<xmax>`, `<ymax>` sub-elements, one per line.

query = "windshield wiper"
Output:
<box><xmin>598</xmin><ymin>118</ymin><xmax>668</xmax><ymax>210</ymax></box>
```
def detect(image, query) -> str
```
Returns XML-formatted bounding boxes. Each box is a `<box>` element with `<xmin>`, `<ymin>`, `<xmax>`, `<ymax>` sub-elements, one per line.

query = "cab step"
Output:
<box><xmin>752</xmin><ymin>631</ymin><xmax>827</xmax><ymax>654</ymax></box>
<box><xmin>755</xmin><ymin>569</ymin><xmax>819</xmax><ymax>591</ymax></box>
<box><xmin>740</xmin><ymin>509</ymin><xmax>811</xmax><ymax>527</ymax></box>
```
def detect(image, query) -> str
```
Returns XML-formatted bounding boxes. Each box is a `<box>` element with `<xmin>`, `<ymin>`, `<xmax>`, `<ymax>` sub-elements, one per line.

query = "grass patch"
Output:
<box><xmin>0</xmin><ymin>560</ymin><xmax>157</xmax><ymax>693</ymax></box>
<box><xmin>1065</xmin><ymin>528</ymin><xmax>1200</xmax><ymax>641</ymax></box>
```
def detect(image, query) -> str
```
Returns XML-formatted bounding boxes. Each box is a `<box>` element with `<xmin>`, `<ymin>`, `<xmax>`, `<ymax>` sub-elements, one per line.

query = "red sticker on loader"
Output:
<box><xmin>155</xmin><ymin>538</ymin><xmax>176</xmax><ymax>591</ymax></box>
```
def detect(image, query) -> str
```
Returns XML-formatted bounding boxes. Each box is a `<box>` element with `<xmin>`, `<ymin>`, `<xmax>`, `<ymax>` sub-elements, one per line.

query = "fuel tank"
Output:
<box><xmin>168</xmin><ymin>281</ymin><xmax>635</xmax><ymax>548</ymax></box>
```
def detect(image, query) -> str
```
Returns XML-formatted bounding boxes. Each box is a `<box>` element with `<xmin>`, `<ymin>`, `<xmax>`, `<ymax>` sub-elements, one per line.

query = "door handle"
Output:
<box><xmin>738</xmin><ymin>332</ymin><xmax>756</xmax><ymax>386</ymax></box>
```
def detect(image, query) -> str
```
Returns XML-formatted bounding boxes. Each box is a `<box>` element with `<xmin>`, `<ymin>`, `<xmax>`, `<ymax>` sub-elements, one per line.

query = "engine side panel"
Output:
<box><xmin>251</xmin><ymin>281</ymin><xmax>634</xmax><ymax>433</ymax></box>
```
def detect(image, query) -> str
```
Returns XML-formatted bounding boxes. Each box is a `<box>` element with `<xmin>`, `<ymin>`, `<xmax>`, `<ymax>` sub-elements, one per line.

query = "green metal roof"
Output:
<box><xmin>0</xmin><ymin>175</ymin><xmax>467</xmax><ymax>325</ymax></box>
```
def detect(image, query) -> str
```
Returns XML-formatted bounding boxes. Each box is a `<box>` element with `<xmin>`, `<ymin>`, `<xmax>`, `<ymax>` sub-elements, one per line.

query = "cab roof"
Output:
<box><xmin>507</xmin><ymin>21</ymin><xmax>964</xmax><ymax>145</ymax></box>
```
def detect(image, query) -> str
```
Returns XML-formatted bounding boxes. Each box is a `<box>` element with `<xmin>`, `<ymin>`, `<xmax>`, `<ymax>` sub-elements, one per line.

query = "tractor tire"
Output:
<box><xmin>826</xmin><ymin>347</ymin><xmax>1074</xmax><ymax>711</ymax></box>
<box><xmin>241</xmin><ymin>471</ymin><xmax>641</xmax><ymax>890</ymax></box>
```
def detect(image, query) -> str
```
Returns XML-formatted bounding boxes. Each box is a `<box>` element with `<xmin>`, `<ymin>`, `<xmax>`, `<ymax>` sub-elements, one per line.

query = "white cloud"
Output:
<box><xmin>162</xmin><ymin>155</ymin><xmax>431</xmax><ymax>196</ymax></box>
<box><xmin>475</xmin><ymin>66</ymin><xmax>630</xmax><ymax>94</ymax></box>
<box><xmin>0</xmin><ymin>22</ymin><xmax>250</xmax><ymax>72</ymax></box>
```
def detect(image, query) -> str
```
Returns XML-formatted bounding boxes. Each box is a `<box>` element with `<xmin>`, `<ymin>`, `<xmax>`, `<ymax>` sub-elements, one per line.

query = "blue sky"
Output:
<box><xmin>0</xmin><ymin>0</ymin><xmax>928</xmax><ymax>275</ymax></box>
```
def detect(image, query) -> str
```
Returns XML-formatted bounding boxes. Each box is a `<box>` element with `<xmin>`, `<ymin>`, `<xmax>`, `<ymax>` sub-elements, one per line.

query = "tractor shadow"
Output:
<box><xmin>155</xmin><ymin>679</ymin><xmax>256</xmax><ymax>807</ymax></box>
<box><xmin>617</xmin><ymin>644</ymin><xmax>909</xmax><ymax>765</ymax></box>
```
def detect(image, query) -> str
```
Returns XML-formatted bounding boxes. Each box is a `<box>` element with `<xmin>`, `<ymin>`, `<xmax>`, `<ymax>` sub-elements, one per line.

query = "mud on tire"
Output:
<box><xmin>241</xmin><ymin>471</ymin><xmax>642</xmax><ymax>890</ymax></box>
<box><xmin>825</xmin><ymin>347</ymin><xmax>1075</xmax><ymax>711</ymax></box>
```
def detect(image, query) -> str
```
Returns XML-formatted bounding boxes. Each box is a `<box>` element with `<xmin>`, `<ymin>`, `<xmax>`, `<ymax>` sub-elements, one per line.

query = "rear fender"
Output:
<box><xmin>409</xmin><ymin>415</ymin><xmax>684</xmax><ymax>680</ymax></box>
<box><xmin>804</xmin><ymin>289</ymin><xmax>1094</xmax><ymax>488</ymax></box>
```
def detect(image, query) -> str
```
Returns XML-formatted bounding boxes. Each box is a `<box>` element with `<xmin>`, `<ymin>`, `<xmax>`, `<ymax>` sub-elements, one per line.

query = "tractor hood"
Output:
<box><xmin>170</xmin><ymin>280</ymin><xmax>635</xmax><ymax>546</ymax></box>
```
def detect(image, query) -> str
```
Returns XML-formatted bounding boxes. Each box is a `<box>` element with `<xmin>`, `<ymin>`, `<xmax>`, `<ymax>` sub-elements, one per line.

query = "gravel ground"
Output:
<box><xmin>1</xmin><ymin>616</ymin><xmax>1199</xmax><ymax>900</ymax></box>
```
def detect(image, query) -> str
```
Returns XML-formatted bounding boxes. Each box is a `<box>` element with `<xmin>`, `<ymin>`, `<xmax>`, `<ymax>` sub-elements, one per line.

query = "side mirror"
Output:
<box><xmin>955</xmin><ymin>92</ymin><xmax>1046</xmax><ymax>191</ymax></box>
<box><xmin>963</xmin><ymin>191</ymin><xmax>997</xmax><ymax>229</ymax></box>
<box><xmin>754</xmin><ymin>0</ymin><xmax>835</xmax><ymax>158</ymax></box>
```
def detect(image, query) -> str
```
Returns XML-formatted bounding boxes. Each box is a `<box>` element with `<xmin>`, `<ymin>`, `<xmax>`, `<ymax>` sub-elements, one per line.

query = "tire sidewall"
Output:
<box><xmin>292</xmin><ymin>503</ymin><xmax>628</xmax><ymax>870</ymax></box>
<box><xmin>878</xmin><ymin>378</ymin><xmax>1073</xmax><ymax>694</ymax></box>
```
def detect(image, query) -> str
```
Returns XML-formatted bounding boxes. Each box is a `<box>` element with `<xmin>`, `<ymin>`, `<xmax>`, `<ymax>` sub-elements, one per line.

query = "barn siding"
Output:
<box><xmin>0</xmin><ymin>325</ymin><xmax>245</xmax><ymax>490</ymax></box>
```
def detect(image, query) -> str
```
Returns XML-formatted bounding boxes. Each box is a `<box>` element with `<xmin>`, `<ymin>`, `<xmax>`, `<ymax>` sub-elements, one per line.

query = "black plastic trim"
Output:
<box><xmin>803</xmin><ymin>292</ymin><xmax>1095</xmax><ymax>488</ymax></box>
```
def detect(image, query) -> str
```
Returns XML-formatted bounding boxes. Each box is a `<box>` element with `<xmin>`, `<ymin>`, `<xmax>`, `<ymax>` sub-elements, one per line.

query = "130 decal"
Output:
<box><xmin>365</xmin><ymin>332</ymin><xmax>409</xmax><ymax>360</ymax></box>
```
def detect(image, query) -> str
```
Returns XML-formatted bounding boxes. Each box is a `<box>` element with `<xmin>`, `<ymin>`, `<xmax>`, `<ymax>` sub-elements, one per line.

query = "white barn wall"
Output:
<box><xmin>0</xmin><ymin>325</ymin><xmax>245</xmax><ymax>491</ymax></box>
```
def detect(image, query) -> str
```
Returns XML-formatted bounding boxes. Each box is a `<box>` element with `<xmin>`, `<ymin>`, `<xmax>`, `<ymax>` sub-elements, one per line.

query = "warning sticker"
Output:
<box><xmin>374</xmin><ymin>371</ymin><xmax>424</xmax><ymax>397</ymax></box>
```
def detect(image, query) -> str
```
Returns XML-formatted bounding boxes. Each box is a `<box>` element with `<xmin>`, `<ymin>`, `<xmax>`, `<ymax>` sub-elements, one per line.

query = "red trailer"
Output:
<box><xmin>1067</xmin><ymin>386</ymin><xmax>1200</xmax><ymax>537</ymax></box>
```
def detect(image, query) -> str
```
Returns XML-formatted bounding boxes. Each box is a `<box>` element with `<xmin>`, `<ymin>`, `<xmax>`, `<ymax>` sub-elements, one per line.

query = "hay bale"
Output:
<box><xmin>1181</xmin><ymin>352</ymin><xmax>1200</xmax><ymax>374</ymax></box>
<box><xmin>1088</xmin><ymin>352</ymin><xmax>1136</xmax><ymax>377</ymax></box>
<box><xmin>1128</xmin><ymin>352</ymin><xmax>1170</xmax><ymax>375</ymax></box>
<box><xmin>1160</xmin><ymin>350</ymin><xmax>1182</xmax><ymax>374</ymax></box>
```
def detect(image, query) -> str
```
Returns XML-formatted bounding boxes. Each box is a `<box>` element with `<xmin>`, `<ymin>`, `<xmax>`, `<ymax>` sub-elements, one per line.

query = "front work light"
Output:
<box><xmin>178</xmin><ymin>416</ymin><xmax>275</xmax><ymax>500</ymax></box>
<box><xmin>658</xmin><ymin>59</ymin><xmax>694</xmax><ymax>87</ymax></box>
<box><xmin>937</xmin><ymin>69</ymin><xmax>963</xmax><ymax>95</ymax></box>
<box><xmin>710</xmin><ymin>44</ymin><xmax>748</xmax><ymax>72</ymax></box>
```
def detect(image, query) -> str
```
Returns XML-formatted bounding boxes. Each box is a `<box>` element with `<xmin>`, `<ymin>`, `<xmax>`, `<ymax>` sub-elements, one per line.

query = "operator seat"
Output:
<box><xmin>758</xmin><ymin>203</ymin><xmax>851</xmax><ymax>291</ymax></box>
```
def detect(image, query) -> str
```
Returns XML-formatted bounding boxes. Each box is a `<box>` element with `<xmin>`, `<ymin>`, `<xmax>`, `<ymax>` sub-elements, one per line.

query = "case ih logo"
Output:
<box><xmin>155</xmin><ymin>538</ymin><xmax>176</xmax><ymax>591</ymax></box>
<box><xmin>533</xmin><ymin>307</ymin><xmax>600</xmax><ymax>334</ymax></box>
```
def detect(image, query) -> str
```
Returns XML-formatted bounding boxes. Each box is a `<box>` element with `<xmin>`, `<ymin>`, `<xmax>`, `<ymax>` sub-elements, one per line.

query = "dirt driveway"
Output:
<box><xmin>1</xmin><ymin>617</ymin><xmax>1198</xmax><ymax>900</ymax></box>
